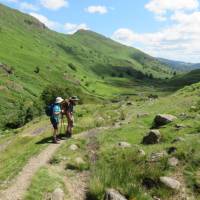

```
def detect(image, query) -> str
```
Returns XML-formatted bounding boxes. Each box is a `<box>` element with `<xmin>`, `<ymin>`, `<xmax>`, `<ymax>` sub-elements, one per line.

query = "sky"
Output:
<box><xmin>0</xmin><ymin>0</ymin><xmax>200</xmax><ymax>63</ymax></box>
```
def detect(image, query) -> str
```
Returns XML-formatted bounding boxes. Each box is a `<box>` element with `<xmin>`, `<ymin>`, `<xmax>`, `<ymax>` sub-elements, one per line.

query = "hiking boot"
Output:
<box><xmin>53</xmin><ymin>137</ymin><xmax>59</xmax><ymax>144</ymax></box>
<box><xmin>66</xmin><ymin>131</ymin><xmax>72</xmax><ymax>138</ymax></box>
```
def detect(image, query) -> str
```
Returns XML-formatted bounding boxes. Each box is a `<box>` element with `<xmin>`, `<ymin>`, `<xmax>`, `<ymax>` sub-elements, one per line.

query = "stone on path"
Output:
<box><xmin>52</xmin><ymin>188</ymin><xmax>64</xmax><ymax>200</ymax></box>
<box><xmin>105</xmin><ymin>189</ymin><xmax>127</xmax><ymax>200</ymax></box>
<box><xmin>160</xmin><ymin>177</ymin><xmax>181</xmax><ymax>190</ymax></box>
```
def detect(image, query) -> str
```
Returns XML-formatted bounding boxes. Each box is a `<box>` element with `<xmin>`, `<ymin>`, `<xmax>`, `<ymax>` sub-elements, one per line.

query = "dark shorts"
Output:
<box><xmin>50</xmin><ymin>118</ymin><xmax>59</xmax><ymax>130</ymax></box>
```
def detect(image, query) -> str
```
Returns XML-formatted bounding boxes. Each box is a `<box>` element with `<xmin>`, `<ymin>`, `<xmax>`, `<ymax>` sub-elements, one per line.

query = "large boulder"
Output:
<box><xmin>154</xmin><ymin>114</ymin><xmax>177</xmax><ymax>127</ymax></box>
<box><xmin>52</xmin><ymin>188</ymin><xmax>64</xmax><ymax>200</ymax></box>
<box><xmin>105</xmin><ymin>189</ymin><xmax>127</xmax><ymax>200</ymax></box>
<box><xmin>160</xmin><ymin>177</ymin><xmax>181</xmax><ymax>190</ymax></box>
<box><xmin>142</xmin><ymin>130</ymin><xmax>161</xmax><ymax>145</ymax></box>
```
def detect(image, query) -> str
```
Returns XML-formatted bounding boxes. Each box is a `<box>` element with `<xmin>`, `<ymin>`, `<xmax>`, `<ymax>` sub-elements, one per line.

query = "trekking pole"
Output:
<box><xmin>60</xmin><ymin>115</ymin><xmax>64</xmax><ymax>135</ymax></box>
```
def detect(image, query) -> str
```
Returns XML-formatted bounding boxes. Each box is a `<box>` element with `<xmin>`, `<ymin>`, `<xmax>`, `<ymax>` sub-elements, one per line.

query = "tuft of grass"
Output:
<box><xmin>24</xmin><ymin>167</ymin><xmax>66</xmax><ymax>200</ymax></box>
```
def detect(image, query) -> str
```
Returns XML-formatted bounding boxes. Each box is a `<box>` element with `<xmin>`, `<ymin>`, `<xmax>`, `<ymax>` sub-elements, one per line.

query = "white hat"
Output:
<box><xmin>55</xmin><ymin>97</ymin><xmax>64</xmax><ymax>104</ymax></box>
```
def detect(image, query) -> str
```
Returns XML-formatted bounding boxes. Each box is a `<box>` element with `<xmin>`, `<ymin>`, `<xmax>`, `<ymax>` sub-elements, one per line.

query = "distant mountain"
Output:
<box><xmin>157</xmin><ymin>58</ymin><xmax>200</xmax><ymax>72</ymax></box>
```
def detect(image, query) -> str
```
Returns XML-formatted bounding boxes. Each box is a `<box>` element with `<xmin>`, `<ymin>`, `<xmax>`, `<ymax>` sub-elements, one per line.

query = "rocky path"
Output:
<box><xmin>0</xmin><ymin>140</ymin><xmax>65</xmax><ymax>200</ymax></box>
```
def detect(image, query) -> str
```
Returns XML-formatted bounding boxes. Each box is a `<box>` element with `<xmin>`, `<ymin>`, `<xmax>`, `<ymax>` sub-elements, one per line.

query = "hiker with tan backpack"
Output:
<box><xmin>61</xmin><ymin>96</ymin><xmax>80</xmax><ymax>138</ymax></box>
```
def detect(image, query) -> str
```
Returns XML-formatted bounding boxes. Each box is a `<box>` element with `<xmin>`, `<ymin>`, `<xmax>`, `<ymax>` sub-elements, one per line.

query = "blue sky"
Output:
<box><xmin>1</xmin><ymin>0</ymin><xmax>200</xmax><ymax>62</ymax></box>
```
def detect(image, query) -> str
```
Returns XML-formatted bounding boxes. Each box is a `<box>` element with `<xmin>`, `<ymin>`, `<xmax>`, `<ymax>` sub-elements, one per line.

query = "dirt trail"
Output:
<box><xmin>0</xmin><ymin>140</ymin><xmax>65</xmax><ymax>200</ymax></box>
<box><xmin>0</xmin><ymin>128</ymin><xmax>107</xmax><ymax>200</ymax></box>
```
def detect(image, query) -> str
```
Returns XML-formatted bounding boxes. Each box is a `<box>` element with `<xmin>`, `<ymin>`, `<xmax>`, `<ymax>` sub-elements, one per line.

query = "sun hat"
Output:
<box><xmin>69</xmin><ymin>96</ymin><xmax>80</xmax><ymax>101</ymax></box>
<box><xmin>55</xmin><ymin>97</ymin><xmax>64</xmax><ymax>104</ymax></box>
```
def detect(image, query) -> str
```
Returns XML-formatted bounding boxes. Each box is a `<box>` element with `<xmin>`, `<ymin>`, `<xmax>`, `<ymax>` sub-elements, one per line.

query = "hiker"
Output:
<box><xmin>50</xmin><ymin>97</ymin><xmax>64</xmax><ymax>143</ymax></box>
<box><xmin>62</xmin><ymin>96</ymin><xmax>79</xmax><ymax>138</ymax></box>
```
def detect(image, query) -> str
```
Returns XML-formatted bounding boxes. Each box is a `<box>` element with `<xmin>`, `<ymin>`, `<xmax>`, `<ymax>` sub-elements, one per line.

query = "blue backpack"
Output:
<box><xmin>45</xmin><ymin>104</ymin><xmax>54</xmax><ymax>117</ymax></box>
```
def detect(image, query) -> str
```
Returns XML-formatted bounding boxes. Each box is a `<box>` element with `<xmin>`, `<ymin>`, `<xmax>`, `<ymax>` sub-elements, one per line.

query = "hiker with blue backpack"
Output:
<box><xmin>48</xmin><ymin>97</ymin><xmax>64</xmax><ymax>144</ymax></box>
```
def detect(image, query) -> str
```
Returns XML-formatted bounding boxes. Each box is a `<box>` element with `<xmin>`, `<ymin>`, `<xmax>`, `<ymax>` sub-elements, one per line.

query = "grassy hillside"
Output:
<box><xmin>0</xmin><ymin>3</ymin><xmax>175</xmax><ymax>130</ymax></box>
<box><xmin>169</xmin><ymin>69</ymin><xmax>200</xmax><ymax>88</ymax></box>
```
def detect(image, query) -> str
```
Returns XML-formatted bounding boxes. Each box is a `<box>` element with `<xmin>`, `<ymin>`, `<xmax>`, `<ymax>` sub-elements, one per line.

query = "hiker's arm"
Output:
<box><xmin>54</xmin><ymin>111</ymin><xmax>60</xmax><ymax>115</ymax></box>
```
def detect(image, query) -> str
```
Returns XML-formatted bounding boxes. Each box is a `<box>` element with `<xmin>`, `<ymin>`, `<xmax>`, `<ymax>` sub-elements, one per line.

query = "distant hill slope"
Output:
<box><xmin>169</xmin><ymin>69</ymin><xmax>200</xmax><ymax>88</ymax></box>
<box><xmin>158</xmin><ymin>58</ymin><xmax>200</xmax><ymax>72</ymax></box>
<box><xmin>0</xmin><ymin>3</ymin><xmax>191</xmax><ymax>130</ymax></box>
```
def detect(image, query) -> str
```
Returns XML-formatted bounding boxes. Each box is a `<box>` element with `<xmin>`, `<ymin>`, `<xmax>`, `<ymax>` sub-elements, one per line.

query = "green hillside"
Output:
<box><xmin>0</xmin><ymin>3</ymin><xmax>174</xmax><ymax>130</ymax></box>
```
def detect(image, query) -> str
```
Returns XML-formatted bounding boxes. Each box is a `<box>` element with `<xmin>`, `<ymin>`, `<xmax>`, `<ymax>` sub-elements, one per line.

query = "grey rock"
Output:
<box><xmin>160</xmin><ymin>177</ymin><xmax>181</xmax><ymax>190</ymax></box>
<box><xmin>154</xmin><ymin>114</ymin><xmax>177</xmax><ymax>127</ymax></box>
<box><xmin>138</xmin><ymin>149</ymin><xmax>146</xmax><ymax>156</ymax></box>
<box><xmin>127</xmin><ymin>102</ymin><xmax>133</xmax><ymax>106</ymax></box>
<box><xmin>105</xmin><ymin>189</ymin><xmax>127</xmax><ymax>200</ymax></box>
<box><xmin>137</xmin><ymin>113</ymin><xmax>149</xmax><ymax>118</ymax></box>
<box><xmin>149</xmin><ymin>151</ymin><xmax>167</xmax><ymax>162</ymax></box>
<box><xmin>175</xmin><ymin>124</ymin><xmax>186</xmax><ymax>129</ymax></box>
<box><xmin>118</xmin><ymin>142</ymin><xmax>131</xmax><ymax>148</ymax></box>
<box><xmin>168</xmin><ymin>157</ymin><xmax>179</xmax><ymax>167</ymax></box>
<box><xmin>172</xmin><ymin>137</ymin><xmax>185</xmax><ymax>143</ymax></box>
<box><xmin>75</xmin><ymin>157</ymin><xmax>85</xmax><ymax>165</ymax></box>
<box><xmin>52</xmin><ymin>188</ymin><xmax>64</xmax><ymax>200</ymax></box>
<box><xmin>142</xmin><ymin>129</ymin><xmax>161</xmax><ymax>145</ymax></box>
<box><xmin>153</xmin><ymin>197</ymin><xmax>161</xmax><ymax>200</ymax></box>
<box><xmin>167</xmin><ymin>147</ymin><xmax>177</xmax><ymax>154</ymax></box>
<box><xmin>190</xmin><ymin>106</ymin><xmax>197</xmax><ymax>111</ymax></box>
<box><xmin>69</xmin><ymin>144</ymin><xmax>78</xmax><ymax>151</ymax></box>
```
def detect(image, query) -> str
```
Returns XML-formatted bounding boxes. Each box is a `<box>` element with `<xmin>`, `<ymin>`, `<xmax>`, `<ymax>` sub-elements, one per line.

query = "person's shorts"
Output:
<box><xmin>50</xmin><ymin>118</ymin><xmax>59</xmax><ymax>130</ymax></box>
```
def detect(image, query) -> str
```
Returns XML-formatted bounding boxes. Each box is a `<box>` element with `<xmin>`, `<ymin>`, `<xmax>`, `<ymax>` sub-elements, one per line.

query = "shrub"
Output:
<box><xmin>68</xmin><ymin>63</ymin><xmax>77</xmax><ymax>71</ymax></box>
<box><xmin>34</xmin><ymin>66</ymin><xmax>40</xmax><ymax>74</ymax></box>
<box><xmin>41</xmin><ymin>85</ymin><xmax>72</xmax><ymax>105</ymax></box>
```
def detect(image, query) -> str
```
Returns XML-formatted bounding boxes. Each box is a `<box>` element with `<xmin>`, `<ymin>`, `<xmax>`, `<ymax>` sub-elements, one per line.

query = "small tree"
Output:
<box><xmin>34</xmin><ymin>66</ymin><xmax>40</xmax><ymax>74</ymax></box>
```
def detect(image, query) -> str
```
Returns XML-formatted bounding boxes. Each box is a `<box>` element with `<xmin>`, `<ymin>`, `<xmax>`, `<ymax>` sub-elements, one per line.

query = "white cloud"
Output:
<box><xmin>40</xmin><ymin>0</ymin><xmax>68</xmax><ymax>10</ymax></box>
<box><xmin>112</xmin><ymin>10</ymin><xmax>200</xmax><ymax>62</ymax></box>
<box><xmin>64</xmin><ymin>23</ymin><xmax>89</xmax><ymax>34</ymax></box>
<box><xmin>20</xmin><ymin>2</ymin><xmax>39</xmax><ymax>11</ymax></box>
<box><xmin>145</xmin><ymin>0</ymin><xmax>199</xmax><ymax>20</ymax></box>
<box><xmin>30</xmin><ymin>12</ymin><xmax>59</xmax><ymax>30</ymax></box>
<box><xmin>7</xmin><ymin>0</ymin><xmax>19</xmax><ymax>2</ymax></box>
<box><xmin>85</xmin><ymin>5</ymin><xmax>108</xmax><ymax>14</ymax></box>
